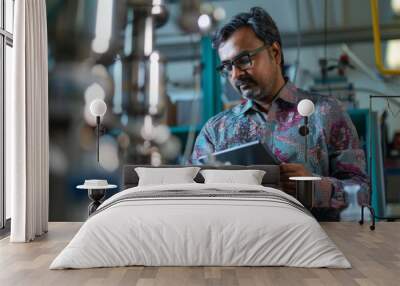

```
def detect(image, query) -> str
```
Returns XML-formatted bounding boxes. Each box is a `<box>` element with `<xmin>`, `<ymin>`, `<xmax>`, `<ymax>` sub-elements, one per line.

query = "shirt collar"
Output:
<box><xmin>232</xmin><ymin>99</ymin><xmax>253</xmax><ymax>115</ymax></box>
<box><xmin>276</xmin><ymin>81</ymin><xmax>298</xmax><ymax>105</ymax></box>
<box><xmin>232</xmin><ymin>80</ymin><xmax>299</xmax><ymax>115</ymax></box>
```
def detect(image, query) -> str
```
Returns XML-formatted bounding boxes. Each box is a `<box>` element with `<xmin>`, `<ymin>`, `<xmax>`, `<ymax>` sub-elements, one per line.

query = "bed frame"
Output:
<box><xmin>122</xmin><ymin>165</ymin><xmax>281</xmax><ymax>190</ymax></box>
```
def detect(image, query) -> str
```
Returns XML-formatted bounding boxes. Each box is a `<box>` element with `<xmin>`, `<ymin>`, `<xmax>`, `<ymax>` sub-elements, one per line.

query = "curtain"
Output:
<box><xmin>7</xmin><ymin>0</ymin><xmax>49</xmax><ymax>242</ymax></box>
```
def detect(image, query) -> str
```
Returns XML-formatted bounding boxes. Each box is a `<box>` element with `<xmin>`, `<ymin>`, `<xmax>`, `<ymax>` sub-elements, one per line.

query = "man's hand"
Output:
<box><xmin>279</xmin><ymin>163</ymin><xmax>312</xmax><ymax>196</ymax></box>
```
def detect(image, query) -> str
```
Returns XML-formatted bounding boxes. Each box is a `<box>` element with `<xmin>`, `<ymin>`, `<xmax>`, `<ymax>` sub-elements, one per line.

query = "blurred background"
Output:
<box><xmin>5</xmin><ymin>0</ymin><xmax>400</xmax><ymax>221</ymax></box>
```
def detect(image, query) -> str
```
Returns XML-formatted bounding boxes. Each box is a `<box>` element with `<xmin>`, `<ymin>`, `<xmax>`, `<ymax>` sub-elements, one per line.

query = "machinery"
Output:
<box><xmin>48</xmin><ymin>0</ymin><xmax>225</xmax><ymax>166</ymax></box>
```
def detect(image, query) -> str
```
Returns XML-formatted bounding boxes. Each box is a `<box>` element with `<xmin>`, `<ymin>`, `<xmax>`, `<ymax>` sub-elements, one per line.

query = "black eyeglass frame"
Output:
<box><xmin>216</xmin><ymin>44</ymin><xmax>268</xmax><ymax>77</ymax></box>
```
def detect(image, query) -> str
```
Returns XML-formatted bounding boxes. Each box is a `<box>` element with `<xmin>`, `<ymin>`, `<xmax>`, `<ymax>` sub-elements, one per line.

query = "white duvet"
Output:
<box><xmin>50</xmin><ymin>183</ymin><xmax>351</xmax><ymax>269</ymax></box>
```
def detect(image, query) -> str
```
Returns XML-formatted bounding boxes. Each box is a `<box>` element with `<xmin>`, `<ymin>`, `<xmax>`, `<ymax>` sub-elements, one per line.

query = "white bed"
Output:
<box><xmin>50</xmin><ymin>182</ymin><xmax>350</xmax><ymax>269</ymax></box>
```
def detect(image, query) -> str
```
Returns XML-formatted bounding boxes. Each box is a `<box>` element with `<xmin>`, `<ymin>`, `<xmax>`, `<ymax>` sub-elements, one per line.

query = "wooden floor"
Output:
<box><xmin>0</xmin><ymin>222</ymin><xmax>399</xmax><ymax>286</ymax></box>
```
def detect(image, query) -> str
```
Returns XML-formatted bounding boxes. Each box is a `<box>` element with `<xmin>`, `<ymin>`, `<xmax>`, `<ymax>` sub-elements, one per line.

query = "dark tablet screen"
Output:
<box><xmin>198</xmin><ymin>140</ymin><xmax>280</xmax><ymax>165</ymax></box>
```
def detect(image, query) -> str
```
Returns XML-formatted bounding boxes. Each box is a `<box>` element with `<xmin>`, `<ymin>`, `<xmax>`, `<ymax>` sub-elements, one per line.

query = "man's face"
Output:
<box><xmin>218</xmin><ymin>27</ymin><xmax>282</xmax><ymax>103</ymax></box>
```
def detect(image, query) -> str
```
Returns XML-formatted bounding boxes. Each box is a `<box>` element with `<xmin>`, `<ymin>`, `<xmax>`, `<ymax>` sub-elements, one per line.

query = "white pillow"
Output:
<box><xmin>200</xmin><ymin>169</ymin><xmax>266</xmax><ymax>185</ymax></box>
<box><xmin>135</xmin><ymin>167</ymin><xmax>201</xmax><ymax>186</ymax></box>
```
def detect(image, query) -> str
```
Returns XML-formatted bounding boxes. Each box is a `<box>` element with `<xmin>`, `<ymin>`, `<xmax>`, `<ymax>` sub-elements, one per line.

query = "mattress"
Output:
<box><xmin>50</xmin><ymin>183</ymin><xmax>351</xmax><ymax>269</ymax></box>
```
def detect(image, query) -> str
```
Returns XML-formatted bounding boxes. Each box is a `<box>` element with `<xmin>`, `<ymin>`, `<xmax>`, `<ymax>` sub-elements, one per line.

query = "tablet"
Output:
<box><xmin>198</xmin><ymin>140</ymin><xmax>280</xmax><ymax>165</ymax></box>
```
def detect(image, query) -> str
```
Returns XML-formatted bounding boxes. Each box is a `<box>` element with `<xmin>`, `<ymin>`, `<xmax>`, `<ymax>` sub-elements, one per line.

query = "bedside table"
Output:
<box><xmin>289</xmin><ymin>176</ymin><xmax>321</xmax><ymax>209</ymax></box>
<box><xmin>77</xmin><ymin>180</ymin><xmax>117</xmax><ymax>216</ymax></box>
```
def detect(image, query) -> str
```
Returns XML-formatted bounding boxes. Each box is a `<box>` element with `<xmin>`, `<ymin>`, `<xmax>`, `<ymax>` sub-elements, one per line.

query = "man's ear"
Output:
<box><xmin>271</xmin><ymin>42</ymin><xmax>282</xmax><ymax>65</ymax></box>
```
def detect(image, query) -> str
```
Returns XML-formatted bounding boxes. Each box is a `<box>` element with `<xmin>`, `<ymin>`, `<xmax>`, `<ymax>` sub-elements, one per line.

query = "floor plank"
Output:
<box><xmin>0</xmin><ymin>222</ymin><xmax>399</xmax><ymax>286</ymax></box>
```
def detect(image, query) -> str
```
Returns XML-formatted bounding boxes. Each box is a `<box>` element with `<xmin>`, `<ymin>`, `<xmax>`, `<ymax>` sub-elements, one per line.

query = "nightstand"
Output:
<box><xmin>289</xmin><ymin>176</ymin><xmax>321</xmax><ymax>209</ymax></box>
<box><xmin>77</xmin><ymin>180</ymin><xmax>117</xmax><ymax>216</ymax></box>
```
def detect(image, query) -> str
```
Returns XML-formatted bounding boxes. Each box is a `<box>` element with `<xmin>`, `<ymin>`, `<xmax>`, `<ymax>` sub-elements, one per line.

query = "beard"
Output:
<box><xmin>234</xmin><ymin>75</ymin><xmax>268</xmax><ymax>102</ymax></box>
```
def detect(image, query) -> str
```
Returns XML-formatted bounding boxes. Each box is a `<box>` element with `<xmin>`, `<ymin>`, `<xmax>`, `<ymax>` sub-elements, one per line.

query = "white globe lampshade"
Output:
<box><xmin>90</xmin><ymin>99</ymin><xmax>107</xmax><ymax>117</ymax></box>
<box><xmin>297</xmin><ymin>99</ymin><xmax>315</xmax><ymax>117</ymax></box>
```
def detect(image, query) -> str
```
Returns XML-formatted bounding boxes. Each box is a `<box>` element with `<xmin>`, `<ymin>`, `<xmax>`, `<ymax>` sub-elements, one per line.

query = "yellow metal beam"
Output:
<box><xmin>370</xmin><ymin>0</ymin><xmax>400</xmax><ymax>75</ymax></box>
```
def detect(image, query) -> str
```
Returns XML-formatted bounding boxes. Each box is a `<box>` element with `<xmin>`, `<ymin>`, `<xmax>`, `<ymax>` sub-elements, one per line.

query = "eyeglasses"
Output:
<box><xmin>216</xmin><ymin>44</ymin><xmax>267</xmax><ymax>77</ymax></box>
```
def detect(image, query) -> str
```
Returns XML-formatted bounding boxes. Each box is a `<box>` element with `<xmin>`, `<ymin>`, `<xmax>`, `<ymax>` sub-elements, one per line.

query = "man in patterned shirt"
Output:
<box><xmin>190</xmin><ymin>7</ymin><xmax>369</xmax><ymax>220</ymax></box>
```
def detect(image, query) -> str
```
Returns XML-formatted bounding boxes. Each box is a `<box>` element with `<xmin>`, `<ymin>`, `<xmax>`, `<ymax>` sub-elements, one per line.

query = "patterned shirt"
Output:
<box><xmin>191</xmin><ymin>81</ymin><xmax>369</xmax><ymax>218</ymax></box>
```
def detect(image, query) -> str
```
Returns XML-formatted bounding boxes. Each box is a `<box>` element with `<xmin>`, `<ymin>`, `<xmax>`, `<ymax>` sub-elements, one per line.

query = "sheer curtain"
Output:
<box><xmin>7</xmin><ymin>0</ymin><xmax>49</xmax><ymax>242</ymax></box>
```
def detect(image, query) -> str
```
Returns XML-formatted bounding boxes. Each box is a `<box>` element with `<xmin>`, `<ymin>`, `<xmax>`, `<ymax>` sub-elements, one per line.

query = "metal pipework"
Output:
<box><xmin>123</xmin><ymin>0</ymin><xmax>168</xmax><ymax>117</ymax></box>
<box><xmin>177</xmin><ymin>0</ymin><xmax>226</xmax><ymax>34</ymax></box>
<box><xmin>370</xmin><ymin>0</ymin><xmax>400</xmax><ymax>75</ymax></box>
